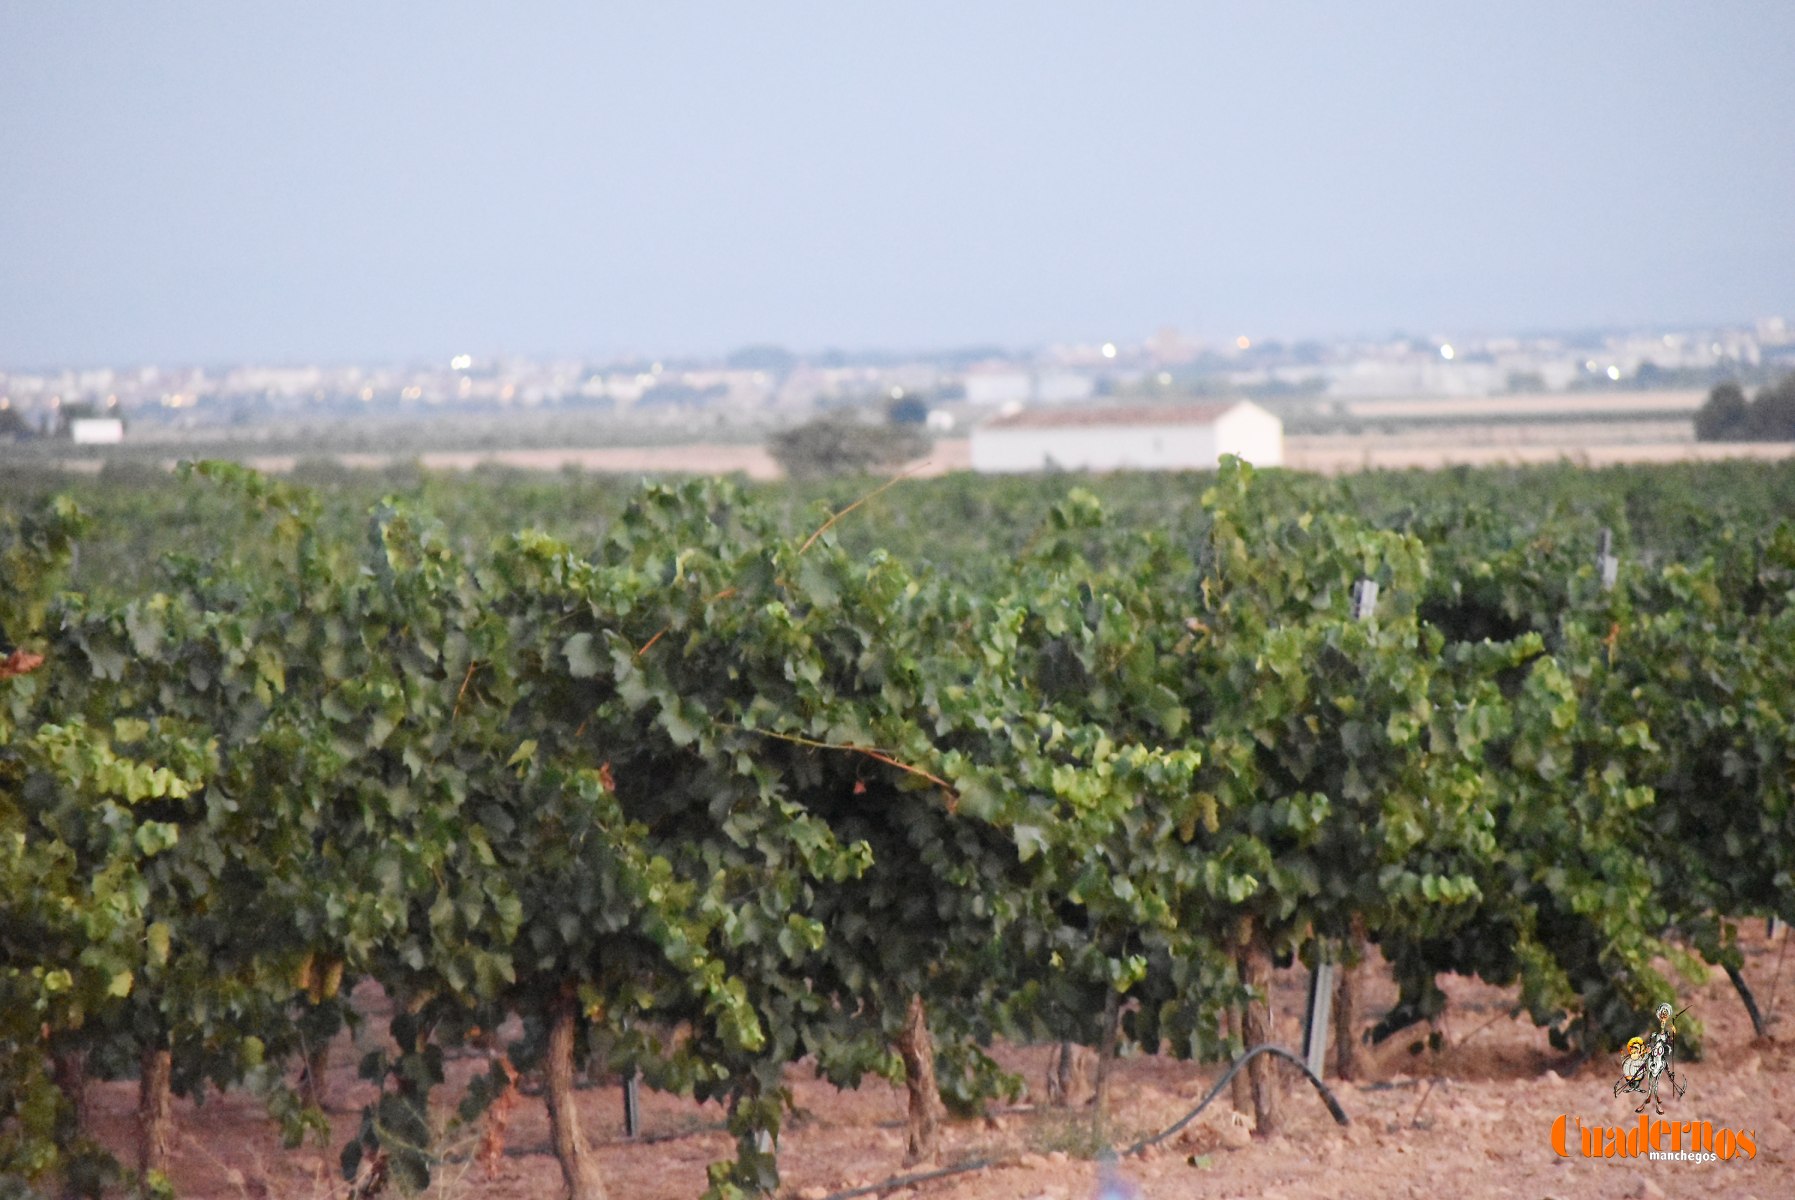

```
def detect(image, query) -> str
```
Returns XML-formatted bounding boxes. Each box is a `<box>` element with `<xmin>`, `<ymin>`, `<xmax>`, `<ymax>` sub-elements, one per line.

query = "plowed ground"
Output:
<box><xmin>75</xmin><ymin>926</ymin><xmax>1792</xmax><ymax>1200</ymax></box>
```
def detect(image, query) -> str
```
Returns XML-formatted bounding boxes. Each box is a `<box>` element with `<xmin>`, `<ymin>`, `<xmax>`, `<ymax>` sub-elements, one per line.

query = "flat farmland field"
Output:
<box><xmin>1335</xmin><ymin>390</ymin><xmax>1710</xmax><ymax>420</ymax></box>
<box><xmin>1283</xmin><ymin>435</ymin><xmax>1795</xmax><ymax>474</ymax></box>
<box><xmin>234</xmin><ymin>430</ymin><xmax>1795</xmax><ymax>479</ymax></box>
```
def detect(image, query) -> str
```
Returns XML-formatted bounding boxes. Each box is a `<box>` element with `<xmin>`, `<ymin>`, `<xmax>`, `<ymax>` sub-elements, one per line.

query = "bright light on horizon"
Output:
<box><xmin>1100</xmin><ymin>342</ymin><xmax>1117</xmax><ymax>359</ymax></box>
<box><xmin>450</xmin><ymin>354</ymin><xmax>472</xmax><ymax>370</ymax></box>
<box><xmin>1439</xmin><ymin>343</ymin><xmax>1455</xmax><ymax>360</ymax></box>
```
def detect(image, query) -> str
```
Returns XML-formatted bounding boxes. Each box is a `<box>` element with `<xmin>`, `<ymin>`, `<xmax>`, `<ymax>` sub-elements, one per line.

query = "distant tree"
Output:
<box><xmin>1746</xmin><ymin>373</ymin><xmax>1795</xmax><ymax>441</ymax></box>
<box><xmin>886</xmin><ymin>394</ymin><xmax>930</xmax><ymax>426</ymax></box>
<box><xmin>1694</xmin><ymin>381</ymin><xmax>1749</xmax><ymax>441</ymax></box>
<box><xmin>768</xmin><ymin>415</ymin><xmax>930</xmax><ymax>480</ymax></box>
<box><xmin>0</xmin><ymin>407</ymin><xmax>31</xmax><ymax>440</ymax></box>
<box><xmin>53</xmin><ymin>401</ymin><xmax>103</xmax><ymax>439</ymax></box>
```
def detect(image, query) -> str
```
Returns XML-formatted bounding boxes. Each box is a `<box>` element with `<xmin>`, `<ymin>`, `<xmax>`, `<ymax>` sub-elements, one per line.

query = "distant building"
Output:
<box><xmin>1324</xmin><ymin>360</ymin><xmax>1502</xmax><ymax>398</ymax></box>
<box><xmin>1033</xmin><ymin>370</ymin><xmax>1097</xmax><ymax>404</ymax></box>
<box><xmin>970</xmin><ymin>401</ymin><xmax>1282</xmax><ymax>473</ymax></box>
<box><xmin>963</xmin><ymin>365</ymin><xmax>1096</xmax><ymax>407</ymax></box>
<box><xmin>963</xmin><ymin>366</ymin><xmax>1034</xmax><ymax>407</ymax></box>
<box><xmin>70</xmin><ymin>417</ymin><xmax>125</xmax><ymax>445</ymax></box>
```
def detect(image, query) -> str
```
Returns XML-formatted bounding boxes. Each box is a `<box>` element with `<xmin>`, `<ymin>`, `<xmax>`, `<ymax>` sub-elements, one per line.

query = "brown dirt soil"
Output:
<box><xmin>73</xmin><ymin>924</ymin><xmax>1792</xmax><ymax>1200</ymax></box>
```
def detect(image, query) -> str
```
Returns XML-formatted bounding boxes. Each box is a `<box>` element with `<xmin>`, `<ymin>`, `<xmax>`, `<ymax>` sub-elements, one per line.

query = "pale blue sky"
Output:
<box><xmin>3</xmin><ymin>3</ymin><xmax>1791</xmax><ymax>366</ymax></box>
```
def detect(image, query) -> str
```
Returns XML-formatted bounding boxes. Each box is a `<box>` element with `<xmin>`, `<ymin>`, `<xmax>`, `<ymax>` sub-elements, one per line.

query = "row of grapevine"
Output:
<box><xmin>14</xmin><ymin>456</ymin><xmax>1795</xmax><ymax>598</ymax></box>
<box><xmin>4</xmin><ymin>457</ymin><xmax>1792</xmax><ymax>1199</ymax></box>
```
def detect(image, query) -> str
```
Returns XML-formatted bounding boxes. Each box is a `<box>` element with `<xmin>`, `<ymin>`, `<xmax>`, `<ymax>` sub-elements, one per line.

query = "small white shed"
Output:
<box><xmin>70</xmin><ymin>418</ymin><xmax>126</xmax><ymax>445</ymax></box>
<box><xmin>969</xmin><ymin>401</ymin><xmax>1283</xmax><ymax>473</ymax></box>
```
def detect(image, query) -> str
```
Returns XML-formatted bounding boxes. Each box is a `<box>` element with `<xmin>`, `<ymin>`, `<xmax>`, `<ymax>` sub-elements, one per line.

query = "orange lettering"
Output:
<box><xmin>1716</xmin><ymin>1129</ymin><xmax>1735</xmax><ymax>1161</ymax></box>
<box><xmin>1737</xmin><ymin>1130</ymin><xmax>1756</xmax><ymax>1160</ymax></box>
<box><xmin>1550</xmin><ymin>1114</ymin><xmax>1570</xmax><ymax>1158</ymax></box>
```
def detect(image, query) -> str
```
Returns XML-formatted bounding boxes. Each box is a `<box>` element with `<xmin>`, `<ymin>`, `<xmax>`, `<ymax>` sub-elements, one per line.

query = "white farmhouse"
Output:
<box><xmin>969</xmin><ymin>401</ymin><xmax>1283</xmax><ymax>473</ymax></box>
<box><xmin>70</xmin><ymin>417</ymin><xmax>126</xmax><ymax>445</ymax></box>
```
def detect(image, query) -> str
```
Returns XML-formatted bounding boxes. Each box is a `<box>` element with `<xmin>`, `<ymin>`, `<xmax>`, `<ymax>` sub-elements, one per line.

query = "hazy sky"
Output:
<box><xmin>3</xmin><ymin>3</ymin><xmax>1792</xmax><ymax>367</ymax></box>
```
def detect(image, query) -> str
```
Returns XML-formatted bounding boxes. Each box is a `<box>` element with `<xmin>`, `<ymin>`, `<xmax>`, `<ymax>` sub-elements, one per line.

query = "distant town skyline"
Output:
<box><xmin>2</xmin><ymin>314</ymin><xmax>1788</xmax><ymax>377</ymax></box>
<box><xmin>8</xmin><ymin>317</ymin><xmax>1785</xmax><ymax>420</ymax></box>
<box><xmin>4</xmin><ymin>4</ymin><xmax>1793</xmax><ymax>367</ymax></box>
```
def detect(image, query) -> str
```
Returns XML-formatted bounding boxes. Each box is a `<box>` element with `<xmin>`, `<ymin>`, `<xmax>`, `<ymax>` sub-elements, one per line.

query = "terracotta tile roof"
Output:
<box><xmin>981</xmin><ymin>403</ymin><xmax>1243</xmax><ymax>430</ymax></box>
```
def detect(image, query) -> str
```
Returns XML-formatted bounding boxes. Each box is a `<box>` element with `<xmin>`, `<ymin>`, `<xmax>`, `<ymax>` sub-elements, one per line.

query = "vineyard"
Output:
<box><xmin>3</xmin><ymin>457</ymin><xmax>1794</xmax><ymax>1199</ymax></box>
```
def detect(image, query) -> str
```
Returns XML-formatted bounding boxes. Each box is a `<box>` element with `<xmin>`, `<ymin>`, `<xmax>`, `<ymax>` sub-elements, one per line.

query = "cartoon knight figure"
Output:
<box><xmin>1613</xmin><ymin>1002</ymin><xmax>1687</xmax><ymax>1115</ymax></box>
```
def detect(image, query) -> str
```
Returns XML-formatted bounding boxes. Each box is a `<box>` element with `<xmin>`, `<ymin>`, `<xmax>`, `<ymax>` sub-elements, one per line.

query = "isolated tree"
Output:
<box><xmin>52</xmin><ymin>402</ymin><xmax>102</xmax><ymax>440</ymax></box>
<box><xmin>1744</xmin><ymin>373</ymin><xmax>1795</xmax><ymax>441</ymax></box>
<box><xmin>768</xmin><ymin>415</ymin><xmax>929</xmax><ymax>480</ymax></box>
<box><xmin>1693</xmin><ymin>381</ymin><xmax>1749</xmax><ymax>441</ymax></box>
<box><xmin>886</xmin><ymin>394</ymin><xmax>930</xmax><ymax>426</ymax></box>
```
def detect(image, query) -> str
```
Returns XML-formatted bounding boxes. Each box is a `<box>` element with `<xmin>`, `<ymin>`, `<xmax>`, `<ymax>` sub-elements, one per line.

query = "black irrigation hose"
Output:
<box><xmin>1122</xmin><ymin>1043</ymin><xmax>1350</xmax><ymax>1157</ymax></box>
<box><xmin>814</xmin><ymin>1044</ymin><xmax>1351</xmax><ymax>1200</ymax></box>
